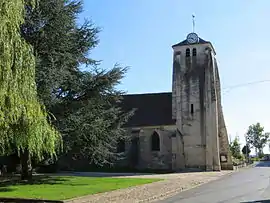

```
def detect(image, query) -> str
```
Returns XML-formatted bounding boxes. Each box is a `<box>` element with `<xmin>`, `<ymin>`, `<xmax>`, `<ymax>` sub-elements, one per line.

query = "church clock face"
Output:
<box><xmin>187</xmin><ymin>33</ymin><xmax>198</xmax><ymax>44</ymax></box>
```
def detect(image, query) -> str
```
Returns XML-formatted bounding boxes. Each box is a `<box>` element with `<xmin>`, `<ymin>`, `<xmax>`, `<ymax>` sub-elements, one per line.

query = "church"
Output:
<box><xmin>119</xmin><ymin>32</ymin><xmax>233</xmax><ymax>171</ymax></box>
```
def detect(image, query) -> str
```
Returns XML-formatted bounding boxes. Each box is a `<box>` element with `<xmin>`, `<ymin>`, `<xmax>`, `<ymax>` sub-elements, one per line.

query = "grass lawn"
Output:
<box><xmin>0</xmin><ymin>176</ymin><xmax>161</xmax><ymax>200</ymax></box>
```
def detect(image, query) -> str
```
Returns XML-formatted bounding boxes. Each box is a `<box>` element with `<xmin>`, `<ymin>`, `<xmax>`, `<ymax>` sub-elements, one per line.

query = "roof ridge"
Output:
<box><xmin>124</xmin><ymin>92</ymin><xmax>172</xmax><ymax>96</ymax></box>
<box><xmin>172</xmin><ymin>38</ymin><xmax>210</xmax><ymax>48</ymax></box>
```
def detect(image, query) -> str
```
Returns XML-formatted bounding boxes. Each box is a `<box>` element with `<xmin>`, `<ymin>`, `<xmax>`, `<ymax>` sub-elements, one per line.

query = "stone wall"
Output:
<box><xmin>215</xmin><ymin>61</ymin><xmax>233</xmax><ymax>170</ymax></box>
<box><xmin>137</xmin><ymin>127</ymin><xmax>175</xmax><ymax>170</ymax></box>
<box><xmin>205</xmin><ymin>50</ymin><xmax>221</xmax><ymax>171</ymax></box>
<box><xmin>111</xmin><ymin>126</ymin><xmax>178</xmax><ymax>171</ymax></box>
<box><xmin>171</xmin><ymin>40</ymin><xmax>233</xmax><ymax>171</ymax></box>
<box><xmin>171</xmin><ymin>130</ymin><xmax>185</xmax><ymax>170</ymax></box>
<box><xmin>172</xmin><ymin>43</ymin><xmax>219</xmax><ymax>170</ymax></box>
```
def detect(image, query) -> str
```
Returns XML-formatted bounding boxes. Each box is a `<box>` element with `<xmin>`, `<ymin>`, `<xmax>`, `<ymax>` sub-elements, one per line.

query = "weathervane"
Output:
<box><xmin>192</xmin><ymin>14</ymin><xmax>195</xmax><ymax>33</ymax></box>
<box><xmin>186</xmin><ymin>14</ymin><xmax>199</xmax><ymax>44</ymax></box>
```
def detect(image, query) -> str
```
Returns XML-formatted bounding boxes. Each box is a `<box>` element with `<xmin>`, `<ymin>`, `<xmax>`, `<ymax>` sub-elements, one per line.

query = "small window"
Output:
<box><xmin>117</xmin><ymin>139</ymin><xmax>125</xmax><ymax>153</ymax></box>
<box><xmin>192</xmin><ymin>48</ymin><xmax>197</xmax><ymax>56</ymax></box>
<box><xmin>186</xmin><ymin>48</ymin><xmax>190</xmax><ymax>57</ymax></box>
<box><xmin>151</xmin><ymin>131</ymin><xmax>160</xmax><ymax>151</ymax></box>
<box><xmin>191</xmin><ymin>104</ymin><xmax>194</xmax><ymax>114</ymax></box>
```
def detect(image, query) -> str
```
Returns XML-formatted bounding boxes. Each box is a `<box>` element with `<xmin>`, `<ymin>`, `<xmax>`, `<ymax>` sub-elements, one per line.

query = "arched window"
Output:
<box><xmin>117</xmin><ymin>139</ymin><xmax>125</xmax><ymax>153</ymax></box>
<box><xmin>192</xmin><ymin>48</ymin><xmax>197</xmax><ymax>56</ymax></box>
<box><xmin>186</xmin><ymin>48</ymin><xmax>190</xmax><ymax>57</ymax></box>
<box><xmin>151</xmin><ymin>131</ymin><xmax>160</xmax><ymax>151</ymax></box>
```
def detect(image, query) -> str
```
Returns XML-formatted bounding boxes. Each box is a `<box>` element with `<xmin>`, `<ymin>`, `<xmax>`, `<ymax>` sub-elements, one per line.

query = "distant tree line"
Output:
<box><xmin>229</xmin><ymin>122</ymin><xmax>269</xmax><ymax>163</ymax></box>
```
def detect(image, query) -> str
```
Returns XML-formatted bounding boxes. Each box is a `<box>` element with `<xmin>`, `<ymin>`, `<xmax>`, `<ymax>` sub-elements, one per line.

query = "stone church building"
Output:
<box><xmin>119</xmin><ymin>32</ymin><xmax>233</xmax><ymax>171</ymax></box>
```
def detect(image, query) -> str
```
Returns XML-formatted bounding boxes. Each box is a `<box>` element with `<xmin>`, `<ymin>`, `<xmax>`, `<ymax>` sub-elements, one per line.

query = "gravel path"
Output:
<box><xmin>64</xmin><ymin>171</ymin><xmax>234</xmax><ymax>203</ymax></box>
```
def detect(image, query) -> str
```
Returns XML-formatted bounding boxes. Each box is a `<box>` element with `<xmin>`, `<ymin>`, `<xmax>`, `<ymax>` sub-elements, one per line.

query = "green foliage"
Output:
<box><xmin>21</xmin><ymin>0</ymin><xmax>133</xmax><ymax>165</ymax></box>
<box><xmin>251</xmin><ymin>157</ymin><xmax>261</xmax><ymax>161</ymax></box>
<box><xmin>232</xmin><ymin>157</ymin><xmax>244</xmax><ymax>166</ymax></box>
<box><xmin>0</xmin><ymin>0</ymin><xmax>61</xmax><ymax>160</ymax></box>
<box><xmin>0</xmin><ymin>176</ymin><xmax>160</xmax><ymax>200</ymax></box>
<box><xmin>246</xmin><ymin>123</ymin><xmax>269</xmax><ymax>155</ymax></box>
<box><xmin>52</xmin><ymin>67</ymin><xmax>134</xmax><ymax>165</ymax></box>
<box><xmin>21</xmin><ymin>0</ymin><xmax>100</xmax><ymax>110</ymax></box>
<box><xmin>229</xmin><ymin>136</ymin><xmax>242</xmax><ymax>159</ymax></box>
<box><xmin>258</xmin><ymin>152</ymin><xmax>265</xmax><ymax>159</ymax></box>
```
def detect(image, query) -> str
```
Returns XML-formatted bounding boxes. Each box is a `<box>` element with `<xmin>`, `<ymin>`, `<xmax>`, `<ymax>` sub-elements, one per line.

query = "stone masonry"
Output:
<box><xmin>119</xmin><ymin>32</ymin><xmax>233</xmax><ymax>171</ymax></box>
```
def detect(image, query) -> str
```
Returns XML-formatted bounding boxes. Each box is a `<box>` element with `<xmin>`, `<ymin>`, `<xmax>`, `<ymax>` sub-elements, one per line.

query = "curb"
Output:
<box><xmin>234</xmin><ymin>163</ymin><xmax>256</xmax><ymax>171</ymax></box>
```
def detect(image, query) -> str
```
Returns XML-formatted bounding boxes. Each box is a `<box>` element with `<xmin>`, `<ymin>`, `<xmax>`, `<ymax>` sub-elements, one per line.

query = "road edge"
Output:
<box><xmin>140</xmin><ymin>171</ymin><xmax>235</xmax><ymax>203</ymax></box>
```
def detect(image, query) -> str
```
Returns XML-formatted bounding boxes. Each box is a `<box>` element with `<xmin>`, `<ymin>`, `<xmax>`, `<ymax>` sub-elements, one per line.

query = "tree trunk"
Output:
<box><xmin>258</xmin><ymin>148</ymin><xmax>263</xmax><ymax>158</ymax></box>
<box><xmin>255</xmin><ymin>148</ymin><xmax>258</xmax><ymax>157</ymax></box>
<box><xmin>20</xmin><ymin>149</ymin><xmax>32</xmax><ymax>180</ymax></box>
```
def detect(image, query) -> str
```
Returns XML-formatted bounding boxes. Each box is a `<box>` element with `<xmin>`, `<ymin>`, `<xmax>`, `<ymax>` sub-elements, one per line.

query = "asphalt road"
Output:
<box><xmin>158</xmin><ymin>162</ymin><xmax>270</xmax><ymax>203</ymax></box>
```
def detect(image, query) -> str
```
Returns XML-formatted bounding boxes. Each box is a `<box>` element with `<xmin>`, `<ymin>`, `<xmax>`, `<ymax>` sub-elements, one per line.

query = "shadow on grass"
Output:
<box><xmin>0</xmin><ymin>187</ymin><xmax>16</xmax><ymax>192</ymax></box>
<box><xmin>0</xmin><ymin>198</ymin><xmax>63</xmax><ymax>203</ymax></box>
<box><xmin>0</xmin><ymin>176</ymin><xmax>68</xmax><ymax>202</ymax></box>
<box><xmin>241</xmin><ymin>200</ymin><xmax>270</xmax><ymax>203</ymax></box>
<box><xmin>0</xmin><ymin>175</ymin><xmax>91</xmax><ymax>203</ymax></box>
<box><xmin>57</xmin><ymin>168</ymin><xmax>208</xmax><ymax>178</ymax></box>
<box><xmin>0</xmin><ymin>175</ymin><xmax>69</xmax><ymax>188</ymax></box>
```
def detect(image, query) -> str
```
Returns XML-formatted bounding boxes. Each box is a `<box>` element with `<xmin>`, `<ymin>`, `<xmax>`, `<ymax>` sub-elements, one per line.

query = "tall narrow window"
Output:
<box><xmin>192</xmin><ymin>48</ymin><xmax>197</xmax><ymax>56</ymax></box>
<box><xmin>186</xmin><ymin>48</ymin><xmax>190</xmax><ymax>57</ymax></box>
<box><xmin>191</xmin><ymin>104</ymin><xmax>194</xmax><ymax>114</ymax></box>
<box><xmin>151</xmin><ymin>131</ymin><xmax>160</xmax><ymax>151</ymax></box>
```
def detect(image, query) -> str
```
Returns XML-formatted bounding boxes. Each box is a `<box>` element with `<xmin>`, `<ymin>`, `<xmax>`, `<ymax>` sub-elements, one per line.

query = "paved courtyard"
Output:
<box><xmin>64</xmin><ymin>170</ymin><xmax>234</xmax><ymax>203</ymax></box>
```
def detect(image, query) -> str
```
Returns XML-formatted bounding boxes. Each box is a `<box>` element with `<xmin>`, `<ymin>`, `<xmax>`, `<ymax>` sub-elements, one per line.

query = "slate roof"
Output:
<box><xmin>172</xmin><ymin>37</ymin><xmax>216</xmax><ymax>55</ymax></box>
<box><xmin>120</xmin><ymin>92</ymin><xmax>175</xmax><ymax>128</ymax></box>
<box><xmin>172</xmin><ymin>37</ymin><xmax>210</xmax><ymax>47</ymax></box>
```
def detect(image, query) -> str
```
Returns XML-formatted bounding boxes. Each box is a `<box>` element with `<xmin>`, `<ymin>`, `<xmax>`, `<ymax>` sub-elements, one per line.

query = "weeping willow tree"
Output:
<box><xmin>0</xmin><ymin>1</ymin><xmax>61</xmax><ymax>179</ymax></box>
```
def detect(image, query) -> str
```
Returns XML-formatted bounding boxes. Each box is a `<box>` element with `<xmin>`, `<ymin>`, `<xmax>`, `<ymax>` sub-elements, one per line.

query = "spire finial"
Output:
<box><xmin>192</xmin><ymin>14</ymin><xmax>195</xmax><ymax>33</ymax></box>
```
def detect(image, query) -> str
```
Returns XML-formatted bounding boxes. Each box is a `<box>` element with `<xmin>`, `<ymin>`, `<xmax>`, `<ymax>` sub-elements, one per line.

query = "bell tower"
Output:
<box><xmin>171</xmin><ymin>31</ymin><xmax>233</xmax><ymax>171</ymax></box>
